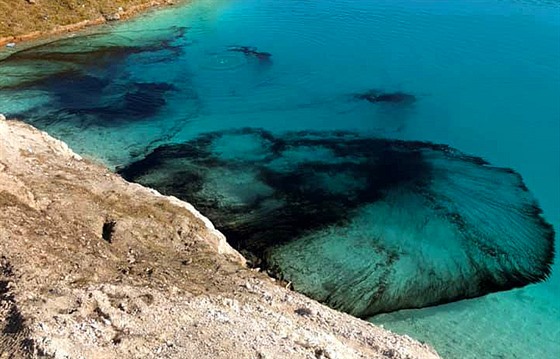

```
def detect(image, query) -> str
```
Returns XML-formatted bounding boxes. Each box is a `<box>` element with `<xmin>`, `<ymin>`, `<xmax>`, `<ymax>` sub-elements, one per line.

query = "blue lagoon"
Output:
<box><xmin>0</xmin><ymin>1</ymin><xmax>558</xmax><ymax>358</ymax></box>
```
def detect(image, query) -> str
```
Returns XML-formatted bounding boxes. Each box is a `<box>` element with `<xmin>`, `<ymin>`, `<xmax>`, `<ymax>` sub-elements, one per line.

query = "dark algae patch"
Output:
<box><xmin>119</xmin><ymin>128</ymin><xmax>555</xmax><ymax>317</ymax></box>
<box><xmin>0</xmin><ymin>26</ymin><xmax>188</xmax><ymax>128</ymax></box>
<box><xmin>227</xmin><ymin>46</ymin><xmax>272</xmax><ymax>63</ymax></box>
<box><xmin>354</xmin><ymin>89</ymin><xmax>417</xmax><ymax>105</ymax></box>
<box><xmin>0</xmin><ymin>25</ymin><xmax>201</xmax><ymax>165</ymax></box>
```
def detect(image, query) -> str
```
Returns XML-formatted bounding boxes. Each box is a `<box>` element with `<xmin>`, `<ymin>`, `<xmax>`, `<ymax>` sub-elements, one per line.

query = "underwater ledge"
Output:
<box><xmin>0</xmin><ymin>117</ymin><xmax>440</xmax><ymax>359</ymax></box>
<box><xmin>119</xmin><ymin>128</ymin><xmax>555</xmax><ymax>318</ymax></box>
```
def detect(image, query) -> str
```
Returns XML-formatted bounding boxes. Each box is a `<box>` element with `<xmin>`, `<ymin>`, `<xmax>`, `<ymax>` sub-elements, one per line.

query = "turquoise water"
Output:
<box><xmin>1</xmin><ymin>0</ymin><xmax>559</xmax><ymax>358</ymax></box>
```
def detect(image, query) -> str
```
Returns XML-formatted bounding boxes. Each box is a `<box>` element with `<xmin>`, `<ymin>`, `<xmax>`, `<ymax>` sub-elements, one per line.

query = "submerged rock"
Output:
<box><xmin>227</xmin><ymin>46</ymin><xmax>272</xmax><ymax>62</ymax></box>
<box><xmin>354</xmin><ymin>89</ymin><xmax>417</xmax><ymax>105</ymax></box>
<box><xmin>122</xmin><ymin>82</ymin><xmax>177</xmax><ymax>118</ymax></box>
<box><xmin>120</xmin><ymin>128</ymin><xmax>555</xmax><ymax>317</ymax></box>
<box><xmin>0</xmin><ymin>27</ymin><xmax>186</xmax><ymax>92</ymax></box>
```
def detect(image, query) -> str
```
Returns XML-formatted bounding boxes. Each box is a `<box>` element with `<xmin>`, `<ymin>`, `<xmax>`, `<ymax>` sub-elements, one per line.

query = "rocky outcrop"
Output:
<box><xmin>0</xmin><ymin>118</ymin><xmax>440</xmax><ymax>358</ymax></box>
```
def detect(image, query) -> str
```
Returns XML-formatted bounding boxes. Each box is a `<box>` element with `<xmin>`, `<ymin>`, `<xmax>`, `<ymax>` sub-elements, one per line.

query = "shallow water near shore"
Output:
<box><xmin>1</xmin><ymin>0</ymin><xmax>559</xmax><ymax>357</ymax></box>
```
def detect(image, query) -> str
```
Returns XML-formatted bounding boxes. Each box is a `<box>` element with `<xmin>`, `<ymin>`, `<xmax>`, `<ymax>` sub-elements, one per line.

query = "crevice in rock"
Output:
<box><xmin>102</xmin><ymin>219</ymin><xmax>117</xmax><ymax>243</ymax></box>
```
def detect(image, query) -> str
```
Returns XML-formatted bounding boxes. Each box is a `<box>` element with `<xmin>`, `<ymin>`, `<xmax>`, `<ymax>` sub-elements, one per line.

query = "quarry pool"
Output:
<box><xmin>0</xmin><ymin>0</ymin><xmax>559</xmax><ymax>358</ymax></box>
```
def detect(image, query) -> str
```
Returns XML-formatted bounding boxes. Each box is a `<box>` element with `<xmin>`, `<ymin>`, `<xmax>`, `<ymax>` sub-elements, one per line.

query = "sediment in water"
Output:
<box><xmin>120</xmin><ymin>128</ymin><xmax>555</xmax><ymax>317</ymax></box>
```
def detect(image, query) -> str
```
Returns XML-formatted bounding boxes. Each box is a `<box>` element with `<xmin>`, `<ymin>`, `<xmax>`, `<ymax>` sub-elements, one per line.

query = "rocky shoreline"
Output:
<box><xmin>1</xmin><ymin>2</ymin><xmax>440</xmax><ymax>357</ymax></box>
<box><xmin>0</xmin><ymin>0</ymin><xmax>183</xmax><ymax>47</ymax></box>
<box><xmin>0</xmin><ymin>117</ymin><xmax>440</xmax><ymax>358</ymax></box>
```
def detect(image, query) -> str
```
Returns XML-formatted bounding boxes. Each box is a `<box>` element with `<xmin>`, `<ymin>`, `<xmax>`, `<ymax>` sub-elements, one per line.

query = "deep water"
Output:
<box><xmin>0</xmin><ymin>0</ymin><xmax>559</xmax><ymax>358</ymax></box>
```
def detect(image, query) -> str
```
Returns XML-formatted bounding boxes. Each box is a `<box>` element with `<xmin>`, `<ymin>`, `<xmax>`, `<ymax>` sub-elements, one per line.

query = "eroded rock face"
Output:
<box><xmin>0</xmin><ymin>120</ymin><xmax>439</xmax><ymax>358</ymax></box>
<box><xmin>120</xmin><ymin>128</ymin><xmax>555</xmax><ymax>317</ymax></box>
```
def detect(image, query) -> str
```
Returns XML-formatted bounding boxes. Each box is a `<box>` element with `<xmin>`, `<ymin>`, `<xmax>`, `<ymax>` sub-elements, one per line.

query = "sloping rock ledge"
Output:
<box><xmin>0</xmin><ymin>118</ymin><xmax>440</xmax><ymax>358</ymax></box>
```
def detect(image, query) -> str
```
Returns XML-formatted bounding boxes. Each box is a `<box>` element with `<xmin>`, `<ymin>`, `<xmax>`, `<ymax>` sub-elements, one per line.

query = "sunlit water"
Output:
<box><xmin>0</xmin><ymin>0</ymin><xmax>559</xmax><ymax>358</ymax></box>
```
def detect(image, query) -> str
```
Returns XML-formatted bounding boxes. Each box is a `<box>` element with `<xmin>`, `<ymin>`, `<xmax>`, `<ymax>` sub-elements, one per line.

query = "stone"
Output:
<box><xmin>105</xmin><ymin>13</ymin><xmax>121</xmax><ymax>21</ymax></box>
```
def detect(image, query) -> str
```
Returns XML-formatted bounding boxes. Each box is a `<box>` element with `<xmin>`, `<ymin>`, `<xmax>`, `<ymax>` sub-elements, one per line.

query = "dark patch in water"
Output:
<box><xmin>0</xmin><ymin>27</ymin><xmax>188</xmax><ymax>128</ymax></box>
<box><xmin>2</xmin><ymin>25</ymin><xmax>188</xmax><ymax>64</ymax></box>
<box><xmin>122</xmin><ymin>82</ymin><xmax>177</xmax><ymax>119</ymax></box>
<box><xmin>0</xmin><ymin>31</ymin><xmax>182</xmax><ymax>91</ymax></box>
<box><xmin>354</xmin><ymin>89</ymin><xmax>417</xmax><ymax>105</ymax></box>
<box><xmin>0</xmin><ymin>28</ymin><xmax>193</xmax><ymax>173</ymax></box>
<box><xmin>119</xmin><ymin>129</ymin><xmax>555</xmax><ymax>316</ymax></box>
<box><xmin>18</xmin><ymin>78</ymin><xmax>179</xmax><ymax>128</ymax></box>
<box><xmin>0</xmin><ymin>26</ymin><xmax>189</xmax><ymax>129</ymax></box>
<box><xmin>35</xmin><ymin>71</ymin><xmax>112</xmax><ymax>112</ymax></box>
<box><xmin>227</xmin><ymin>46</ymin><xmax>272</xmax><ymax>63</ymax></box>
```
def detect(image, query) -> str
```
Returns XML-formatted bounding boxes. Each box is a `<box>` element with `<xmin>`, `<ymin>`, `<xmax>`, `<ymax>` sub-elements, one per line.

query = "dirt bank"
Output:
<box><xmin>0</xmin><ymin>118</ymin><xmax>440</xmax><ymax>358</ymax></box>
<box><xmin>0</xmin><ymin>0</ymin><xmax>184</xmax><ymax>46</ymax></box>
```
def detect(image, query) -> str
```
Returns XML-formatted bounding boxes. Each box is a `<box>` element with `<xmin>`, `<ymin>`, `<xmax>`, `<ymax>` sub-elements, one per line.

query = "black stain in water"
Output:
<box><xmin>118</xmin><ymin>128</ymin><xmax>555</xmax><ymax>316</ymax></box>
<box><xmin>227</xmin><ymin>45</ymin><xmax>273</xmax><ymax>63</ymax></box>
<box><xmin>119</xmin><ymin>129</ymin><xmax>430</xmax><ymax>255</ymax></box>
<box><xmin>354</xmin><ymin>89</ymin><xmax>417</xmax><ymax>105</ymax></box>
<box><xmin>0</xmin><ymin>26</ymin><xmax>191</xmax><ymax>128</ymax></box>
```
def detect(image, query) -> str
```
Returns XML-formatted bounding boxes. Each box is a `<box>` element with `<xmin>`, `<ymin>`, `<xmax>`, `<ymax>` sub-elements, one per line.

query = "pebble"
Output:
<box><xmin>105</xmin><ymin>13</ymin><xmax>121</xmax><ymax>21</ymax></box>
